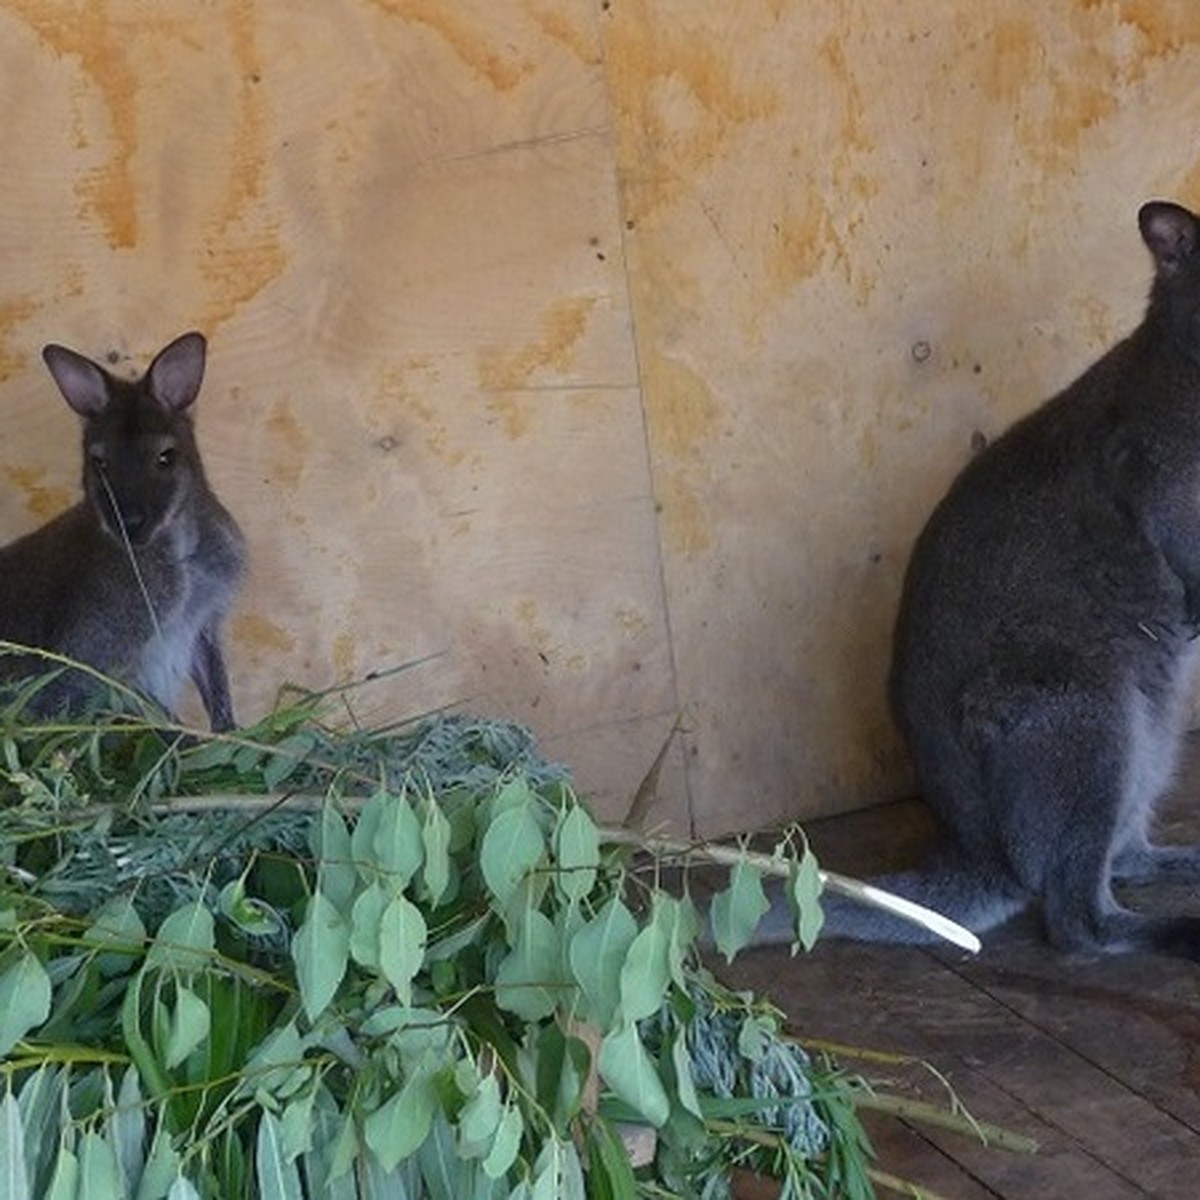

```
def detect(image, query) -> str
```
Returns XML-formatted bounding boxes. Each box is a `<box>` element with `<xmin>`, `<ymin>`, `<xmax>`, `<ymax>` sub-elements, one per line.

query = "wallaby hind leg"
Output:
<box><xmin>960</xmin><ymin>676</ymin><xmax>1168</xmax><ymax>954</ymax></box>
<box><xmin>1111</xmin><ymin>841</ymin><xmax>1200</xmax><ymax>884</ymax></box>
<box><xmin>1027</xmin><ymin>738</ymin><xmax>1200</xmax><ymax>959</ymax></box>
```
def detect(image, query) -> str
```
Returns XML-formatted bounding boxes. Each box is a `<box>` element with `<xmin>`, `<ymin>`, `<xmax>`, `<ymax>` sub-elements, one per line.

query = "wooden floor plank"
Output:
<box><xmin>719</xmin><ymin>737</ymin><xmax>1200</xmax><ymax>1196</ymax></box>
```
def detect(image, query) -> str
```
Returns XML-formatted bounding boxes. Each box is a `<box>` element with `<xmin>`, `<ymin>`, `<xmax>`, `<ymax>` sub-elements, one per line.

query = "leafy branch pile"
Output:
<box><xmin>0</xmin><ymin>674</ymin><xmax>1017</xmax><ymax>1199</ymax></box>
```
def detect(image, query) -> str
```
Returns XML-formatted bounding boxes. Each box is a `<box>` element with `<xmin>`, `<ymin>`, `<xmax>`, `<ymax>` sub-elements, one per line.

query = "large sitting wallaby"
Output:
<box><xmin>759</xmin><ymin>200</ymin><xmax>1200</xmax><ymax>959</ymax></box>
<box><xmin>0</xmin><ymin>332</ymin><xmax>245</xmax><ymax>730</ymax></box>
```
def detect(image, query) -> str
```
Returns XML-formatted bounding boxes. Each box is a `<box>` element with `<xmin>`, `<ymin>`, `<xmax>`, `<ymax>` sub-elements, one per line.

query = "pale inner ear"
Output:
<box><xmin>148</xmin><ymin>333</ymin><xmax>206</xmax><ymax>412</ymax></box>
<box><xmin>42</xmin><ymin>346</ymin><xmax>111</xmax><ymax>417</ymax></box>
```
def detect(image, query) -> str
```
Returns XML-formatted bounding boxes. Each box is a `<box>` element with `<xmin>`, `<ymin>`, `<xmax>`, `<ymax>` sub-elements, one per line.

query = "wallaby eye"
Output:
<box><xmin>156</xmin><ymin>446</ymin><xmax>177</xmax><ymax>470</ymax></box>
<box><xmin>88</xmin><ymin>447</ymin><xmax>107</xmax><ymax>471</ymax></box>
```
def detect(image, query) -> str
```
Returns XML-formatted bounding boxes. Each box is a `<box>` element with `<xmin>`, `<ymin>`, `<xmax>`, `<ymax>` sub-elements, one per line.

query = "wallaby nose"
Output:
<box><xmin>117</xmin><ymin>509</ymin><xmax>147</xmax><ymax>540</ymax></box>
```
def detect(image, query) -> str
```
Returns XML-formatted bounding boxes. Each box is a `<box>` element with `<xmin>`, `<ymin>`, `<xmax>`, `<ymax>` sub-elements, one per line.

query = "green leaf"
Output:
<box><xmin>243</xmin><ymin>1021</ymin><xmax>305</xmax><ymax>1099</ymax></box>
<box><xmin>351</xmin><ymin>789</ymin><xmax>387</xmax><ymax>883</ymax></box>
<box><xmin>280</xmin><ymin>1087</ymin><xmax>319</xmax><ymax>1163</ymax></box>
<box><xmin>17</xmin><ymin>1065</ymin><xmax>64</xmax><ymax>1193</ymax></box>
<box><xmin>710</xmin><ymin>860</ymin><xmax>770</xmax><ymax>963</ymax></box>
<box><xmin>495</xmin><ymin>908</ymin><xmax>562</xmax><ymax>1022</ymax></box>
<box><xmin>43</xmin><ymin>1147</ymin><xmax>78</xmax><ymax>1200</ymax></box>
<box><xmin>489</xmin><ymin>776</ymin><xmax>535</xmax><ymax>821</ymax></box>
<box><xmin>179</xmin><ymin>738</ymin><xmax>237</xmax><ymax>772</ymax></box>
<box><xmin>651</xmin><ymin>892</ymin><xmax>697</xmax><ymax>991</ymax></box>
<box><xmin>313</xmin><ymin>806</ymin><xmax>357</xmax><ymax>916</ymax></box>
<box><xmin>300</xmin><ymin>1087</ymin><xmax>357</xmax><ymax>1200</ymax></box>
<box><xmin>292</xmin><ymin>891</ymin><xmax>350</xmax><ymax>1021</ymax></box>
<box><xmin>364</xmin><ymin>1071</ymin><xmax>437</xmax><ymax>1173</ymax></box>
<box><xmin>597</xmin><ymin>1022</ymin><xmax>670</xmax><ymax>1128</ymax></box>
<box><xmin>480</xmin><ymin>1103</ymin><xmax>523</xmax><ymax>1180</ymax></box>
<box><xmin>165</xmin><ymin>1178</ymin><xmax>202</xmax><ymax>1200</ymax></box>
<box><xmin>111</xmin><ymin>1066</ymin><xmax>145</xmax><ymax>1189</ymax></box>
<box><xmin>378</xmin><ymin>894</ymin><xmax>427</xmax><ymax>1006</ymax></box>
<box><xmin>373</xmin><ymin>790</ymin><xmax>425</xmax><ymax>891</ymax></box>
<box><xmin>479</xmin><ymin>804</ymin><xmax>545</xmax><ymax>911</ymax></box>
<box><xmin>0</xmin><ymin>1093</ymin><xmax>30</xmax><ymax>1200</ymax></box>
<box><xmin>419</xmin><ymin>1113</ymin><xmax>466</xmax><ymax>1200</ymax></box>
<box><xmin>256</xmin><ymin>1110</ymin><xmax>305</xmax><ymax>1200</ymax></box>
<box><xmin>144</xmin><ymin>902</ymin><xmax>215</xmax><ymax>974</ymax></box>
<box><xmin>216</xmin><ymin>879</ymin><xmax>283</xmax><ymax>939</ymax></box>
<box><xmin>420</xmin><ymin>793</ymin><xmax>453</xmax><ymax>905</ymax></box>
<box><xmin>84</xmin><ymin>895</ymin><xmax>147</xmax><ymax>978</ymax></box>
<box><xmin>568</xmin><ymin>898</ymin><xmax>637</xmax><ymax>1028</ymax></box>
<box><xmin>736</xmin><ymin>1013</ymin><xmax>775</xmax><ymax>1062</ymax></box>
<box><xmin>791</xmin><ymin>843</ymin><xmax>826</xmax><ymax>951</ymax></box>
<box><xmin>553</xmin><ymin>804</ymin><xmax>599</xmax><ymax>902</ymax></box>
<box><xmin>136</xmin><ymin>1125</ymin><xmax>182</xmax><ymax>1200</ymax></box>
<box><xmin>348</xmin><ymin>882</ymin><xmax>388</xmax><ymax>970</ymax></box>
<box><xmin>532</xmin><ymin>1137</ymin><xmax>585</xmax><ymax>1200</ymax></box>
<box><xmin>670</xmin><ymin>1026</ymin><xmax>702</xmax><ymax>1119</ymax></box>
<box><xmin>617</xmin><ymin>919</ymin><xmax>671</xmax><ymax>1024</ymax></box>
<box><xmin>584</xmin><ymin>1117</ymin><xmax>637</xmax><ymax>1200</ymax></box>
<box><xmin>0</xmin><ymin>952</ymin><xmax>52</xmax><ymax>1055</ymax></box>
<box><xmin>534</xmin><ymin>1022</ymin><xmax>590</xmax><ymax>1133</ymax></box>
<box><xmin>164</xmin><ymin>985</ymin><xmax>211</xmax><ymax>1069</ymax></box>
<box><xmin>78</xmin><ymin>1130</ymin><xmax>124</xmax><ymax>1200</ymax></box>
<box><xmin>262</xmin><ymin>733</ymin><xmax>316</xmax><ymax>791</ymax></box>
<box><xmin>457</xmin><ymin>1073</ymin><xmax>501</xmax><ymax>1155</ymax></box>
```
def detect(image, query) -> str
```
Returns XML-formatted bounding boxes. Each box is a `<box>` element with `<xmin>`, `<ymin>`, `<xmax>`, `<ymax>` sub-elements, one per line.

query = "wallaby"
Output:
<box><xmin>0</xmin><ymin>332</ymin><xmax>245</xmax><ymax>730</ymax></box>
<box><xmin>757</xmin><ymin>200</ymin><xmax>1200</xmax><ymax>959</ymax></box>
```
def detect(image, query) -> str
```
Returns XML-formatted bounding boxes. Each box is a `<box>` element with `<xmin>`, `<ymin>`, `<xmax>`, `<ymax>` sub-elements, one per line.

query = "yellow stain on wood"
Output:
<box><xmin>9</xmin><ymin>0</ymin><xmax>143</xmax><ymax>248</ymax></box>
<box><xmin>478</xmin><ymin>295</ymin><xmax>596</xmax><ymax>398</ymax></box>
<box><xmin>368</xmin><ymin>0</ymin><xmax>533</xmax><ymax>91</ymax></box>
<box><xmin>266</xmin><ymin>398</ymin><xmax>310</xmax><ymax>489</ymax></box>
<box><xmin>1086</xmin><ymin>0</ymin><xmax>1200</xmax><ymax>55</ymax></box>
<box><xmin>604</xmin><ymin>3</ymin><xmax>779</xmax><ymax>221</ymax></box>
<box><xmin>333</xmin><ymin>632</ymin><xmax>356</xmax><ymax>677</ymax></box>
<box><xmin>766</xmin><ymin>190</ymin><xmax>846</xmax><ymax>298</ymax></box>
<box><xmin>232</xmin><ymin>612</ymin><xmax>296</xmax><ymax>654</ymax></box>
<box><xmin>2</xmin><ymin>466</ymin><xmax>73</xmax><ymax>523</ymax></box>
<box><xmin>201</xmin><ymin>0</ymin><xmax>288</xmax><ymax>323</ymax></box>
<box><xmin>0</xmin><ymin>298</ymin><xmax>40</xmax><ymax>383</ymax></box>
<box><xmin>377</xmin><ymin>363</ymin><xmax>467</xmax><ymax>465</ymax></box>
<box><xmin>527</xmin><ymin>3</ymin><xmax>599</xmax><ymax>65</ymax></box>
<box><xmin>655</xmin><ymin>476</ymin><xmax>711</xmax><ymax>557</ymax></box>
<box><xmin>973</xmin><ymin>7</ymin><xmax>1200</xmax><ymax>175</ymax></box>
<box><xmin>641</xmin><ymin>352</ymin><xmax>719</xmax><ymax>556</ymax></box>
<box><xmin>642</xmin><ymin>352</ymin><xmax>720</xmax><ymax>459</ymax></box>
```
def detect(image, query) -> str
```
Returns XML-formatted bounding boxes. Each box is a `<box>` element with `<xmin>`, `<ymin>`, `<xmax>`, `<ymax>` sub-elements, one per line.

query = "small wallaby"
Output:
<box><xmin>757</xmin><ymin>200</ymin><xmax>1200</xmax><ymax>959</ymax></box>
<box><xmin>0</xmin><ymin>332</ymin><xmax>245</xmax><ymax>730</ymax></box>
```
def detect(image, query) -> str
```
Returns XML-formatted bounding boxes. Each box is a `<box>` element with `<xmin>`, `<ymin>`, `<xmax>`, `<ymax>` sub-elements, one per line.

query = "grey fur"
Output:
<box><xmin>763</xmin><ymin>201</ymin><xmax>1200</xmax><ymax>958</ymax></box>
<box><xmin>0</xmin><ymin>332</ymin><xmax>245</xmax><ymax>730</ymax></box>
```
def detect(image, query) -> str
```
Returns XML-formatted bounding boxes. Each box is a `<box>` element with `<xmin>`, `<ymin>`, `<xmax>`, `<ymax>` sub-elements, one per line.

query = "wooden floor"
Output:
<box><xmin>719</xmin><ymin>737</ymin><xmax>1200</xmax><ymax>1198</ymax></box>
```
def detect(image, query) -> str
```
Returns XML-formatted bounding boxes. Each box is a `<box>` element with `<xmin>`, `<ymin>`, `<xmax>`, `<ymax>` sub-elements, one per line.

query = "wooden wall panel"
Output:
<box><xmin>0</xmin><ymin>0</ymin><xmax>683</xmax><ymax>827</ymax></box>
<box><xmin>2</xmin><ymin>2</ymin><xmax>1200</xmax><ymax>836</ymax></box>
<box><xmin>602</xmin><ymin>1</ymin><xmax>1200</xmax><ymax>831</ymax></box>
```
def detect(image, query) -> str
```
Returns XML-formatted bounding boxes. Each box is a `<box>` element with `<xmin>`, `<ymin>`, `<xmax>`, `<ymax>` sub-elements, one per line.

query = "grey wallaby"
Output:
<box><xmin>757</xmin><ymin>199</ymin><xmax>1200</xmax><ymax>959</ymax></box>
<box><xmin>0</xmin><ymin>331</ymin><xmax>245</xmax><ymax>730</ymax></box>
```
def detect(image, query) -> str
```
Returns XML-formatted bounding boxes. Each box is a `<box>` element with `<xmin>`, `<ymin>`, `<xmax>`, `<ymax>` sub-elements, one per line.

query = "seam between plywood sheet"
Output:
<box><xmin>594</xmin><ymin>1</ymin><xmax>695</xmax><ymax>838</ymax></box>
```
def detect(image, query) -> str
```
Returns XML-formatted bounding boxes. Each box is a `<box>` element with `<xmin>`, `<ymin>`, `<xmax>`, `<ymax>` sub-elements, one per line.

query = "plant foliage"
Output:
<box><xmin>0</xmin><ymin>668</ymin><xmax>925</xmax><ymax>1200</ymax></box>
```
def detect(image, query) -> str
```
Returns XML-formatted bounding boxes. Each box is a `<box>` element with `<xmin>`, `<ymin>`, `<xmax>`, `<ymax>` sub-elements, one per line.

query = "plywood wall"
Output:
<box><xmin>0</xmin><ymin>2</ymin><xmax>1198</xmax><ymax>836</ymax></box>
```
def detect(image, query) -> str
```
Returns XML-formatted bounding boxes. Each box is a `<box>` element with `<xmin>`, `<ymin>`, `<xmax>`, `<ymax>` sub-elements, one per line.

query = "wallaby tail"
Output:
<box><xmin>752</xmin><ymin>860</ymin><xmax>1028</xmax><ymax>949</ymax></box>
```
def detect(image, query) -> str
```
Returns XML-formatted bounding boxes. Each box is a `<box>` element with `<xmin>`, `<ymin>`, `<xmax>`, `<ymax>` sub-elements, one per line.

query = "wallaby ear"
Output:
<box><xmin>42</xmin><ymin>344</ymin><xmax>112</xmax><ymax>417</ymax></box>
<box><xmin>1139</xmin><ymin>201</ymin><xmax>1200</xmax><ymax>278</ymax></box>
<box><xmin>147</xmin><ymin>331</ymin><xmax>207</xmax><ymax>412</ymax></box>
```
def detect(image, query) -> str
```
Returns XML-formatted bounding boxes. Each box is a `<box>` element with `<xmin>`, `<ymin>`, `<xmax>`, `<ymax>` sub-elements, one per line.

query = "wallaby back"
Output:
<box><xmin>754</xmin><ymin>201</ymin><xmax>1200</xmax><ymax>959</ymax></box>
<box><xmin>0</xmin><ymin>332</ymin><xmax>245</xmax><ymax>730</ymax></box>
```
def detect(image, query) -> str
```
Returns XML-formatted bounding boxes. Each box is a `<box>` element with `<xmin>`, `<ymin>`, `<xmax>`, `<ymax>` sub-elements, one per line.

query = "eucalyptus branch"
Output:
<box><xmin>599</xmin><ymin>826</ymin><xmax>982</xmax><ymax>954</ymax></box>
<box><xmin>850</xmin><ymin>1090</ymin><xmax>1039</xmax><ymax>1154</ymax></box>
